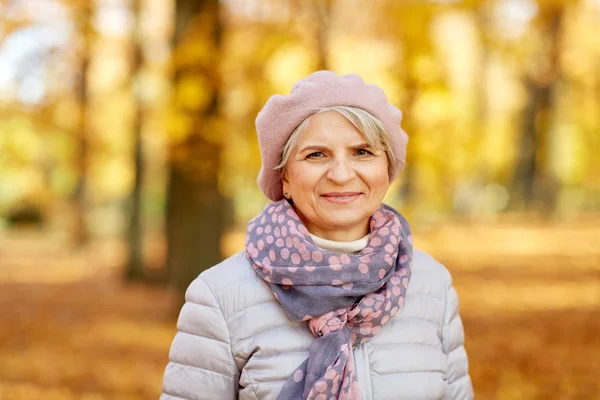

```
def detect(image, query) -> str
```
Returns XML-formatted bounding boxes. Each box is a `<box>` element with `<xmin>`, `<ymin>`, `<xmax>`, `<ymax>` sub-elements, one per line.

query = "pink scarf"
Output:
<box><xmin>246</xmin><ymin>200</ymin><xmax>413</xmax><ymax>399</ymax></box>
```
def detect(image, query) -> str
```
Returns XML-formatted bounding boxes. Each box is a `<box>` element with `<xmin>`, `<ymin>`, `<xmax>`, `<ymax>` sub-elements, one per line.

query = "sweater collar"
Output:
<box><xmin>309</xmin><ymin>233</ymin><xmax>370</xmax><ymax>254</ymax></box>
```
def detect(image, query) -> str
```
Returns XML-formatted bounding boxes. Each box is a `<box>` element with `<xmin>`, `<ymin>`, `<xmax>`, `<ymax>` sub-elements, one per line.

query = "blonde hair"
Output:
<box><xmin>275</xmin><ymin>106</ymin><xmax>395</xmax><ymax>176</ymax></box>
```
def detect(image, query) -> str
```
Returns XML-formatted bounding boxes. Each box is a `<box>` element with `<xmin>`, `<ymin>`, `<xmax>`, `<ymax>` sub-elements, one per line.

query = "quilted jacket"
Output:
<box><xmin>161</xmin><ymin>249</ymin><xmax>474</xmax><ymax>400</ymax></box>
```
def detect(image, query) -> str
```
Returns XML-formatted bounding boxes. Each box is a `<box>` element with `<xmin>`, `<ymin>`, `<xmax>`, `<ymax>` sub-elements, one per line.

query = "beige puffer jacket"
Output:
<box><xmin>160</xmin><ymin>249</ymin><xmax>473</xmax><ymax>400</ymax></box>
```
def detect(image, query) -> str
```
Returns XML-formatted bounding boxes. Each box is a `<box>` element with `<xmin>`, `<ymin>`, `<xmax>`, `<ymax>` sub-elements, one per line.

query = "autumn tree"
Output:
<box><xmin>71</xmin><ymin>0</ymin><xmax>92</xmax><ymax>246</ymax></box>
<box><xmin>379</xmin><ymin>1</ymin><xmax>438</xmax><ymax>206</ymax></box>
<box><xmin>166</xmin><ymin>0</ymin><xmax>229</xmax><ymax>294</ymax></box>
<box><xmin>306</xmin><ymin>0</ymin><xmax>333</xmax><ymax>70</ymax></box>
<box><xmin>511</xmin><ymin>1</ymin><xmax>565</xmax><ymax>212</ymax></box>
<box><xmin>125</xmin><ymin>0</ymin><xmax>146</xmax><ymax>280</ymax></box>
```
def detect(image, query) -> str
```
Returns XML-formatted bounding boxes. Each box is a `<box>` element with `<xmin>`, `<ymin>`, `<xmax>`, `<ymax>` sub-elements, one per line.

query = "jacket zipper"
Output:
<box><xmin>353</xmin><ymin>344</ymin><xmax>373</xmax><ymax>400</ymax></box>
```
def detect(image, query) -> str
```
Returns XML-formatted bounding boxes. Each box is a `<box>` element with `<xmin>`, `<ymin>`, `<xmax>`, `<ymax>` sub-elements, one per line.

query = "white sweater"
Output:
<box><xmin>161</xmin><ymin>243</ymin><xmax>473</xmax><ymax>400</ymax></box>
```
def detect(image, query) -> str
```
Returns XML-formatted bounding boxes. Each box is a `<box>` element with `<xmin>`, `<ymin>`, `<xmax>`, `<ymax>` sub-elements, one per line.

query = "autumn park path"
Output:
<box><xmin>1</xmin><ymin>218</ymin><xmax>599</xmax><ymax>399</ymax></box>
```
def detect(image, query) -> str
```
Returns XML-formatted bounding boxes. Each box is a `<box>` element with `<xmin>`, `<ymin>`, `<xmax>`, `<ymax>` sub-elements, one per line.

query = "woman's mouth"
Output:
<box><xmin>321</xmin><ymin>192</ymin><xmax>362</xmax><ymax>204</ymax></box>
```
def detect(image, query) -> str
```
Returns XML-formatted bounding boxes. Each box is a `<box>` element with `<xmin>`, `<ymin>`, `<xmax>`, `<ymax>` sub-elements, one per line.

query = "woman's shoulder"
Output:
<box><xmin>189</xmin><ymin>250</ymin><xmax>258</xmax><ymax>293</ymax></box>
<box><xmin>185</xmin><ymin>250</ymin><xmax>274</xmax><ymax>312</ymax></box>
<box><xmin>412</xmin><ymin>248</ymin><xmax>453</xmax><ymax>284</ymax></box>
<box><xmin>185</xmin><ymin>251</ymin><xmax>277</xmax><ymax>325</ymax></box>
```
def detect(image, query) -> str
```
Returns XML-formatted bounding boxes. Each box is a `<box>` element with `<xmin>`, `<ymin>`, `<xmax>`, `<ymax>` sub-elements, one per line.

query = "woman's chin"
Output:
<box><xmin>319</xmin><ymin>214</ymin><xmax>368</xmax><ymax>232</ymax></box>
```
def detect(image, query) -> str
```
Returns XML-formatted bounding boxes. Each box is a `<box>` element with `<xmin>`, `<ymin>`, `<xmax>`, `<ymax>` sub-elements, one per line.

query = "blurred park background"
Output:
<box><xmin>0</xmin><ymin>0</ymin><xmax>599</xmax><ymax>399</ymax></box>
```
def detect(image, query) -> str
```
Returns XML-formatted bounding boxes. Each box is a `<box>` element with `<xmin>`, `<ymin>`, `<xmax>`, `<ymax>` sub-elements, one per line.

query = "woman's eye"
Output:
<box><xmin>356</xmin><ymin>149</ymin><xmax>373</xmax><ymax>156</ymax></box>
<box><xmin>306</xmin><ymin>151</ymin><xmax>324</xmax><ymax>159</ymax></box>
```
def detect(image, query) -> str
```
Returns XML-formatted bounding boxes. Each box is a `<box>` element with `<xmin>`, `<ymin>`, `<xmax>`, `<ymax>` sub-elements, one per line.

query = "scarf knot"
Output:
<box><xmin>309</xmin><ymin>308</ymin><xmax>349</xmax><ymax>338</ymax></box>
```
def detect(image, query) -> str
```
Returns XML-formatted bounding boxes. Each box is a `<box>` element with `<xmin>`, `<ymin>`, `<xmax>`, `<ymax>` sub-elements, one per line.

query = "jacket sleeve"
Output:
<box><xmin>442</xmin><ymin>281</ymin><xmax>474</xmax><ymax>400</ymax></box>
<box><xmin>161</xmin><ymin>276</ymin><xmax>239</xmax><ymax>400</ymax></box>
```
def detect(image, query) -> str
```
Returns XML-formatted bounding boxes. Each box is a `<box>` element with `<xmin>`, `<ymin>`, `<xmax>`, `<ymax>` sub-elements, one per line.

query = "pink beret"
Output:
<box><xmin>256</xmin><ymin>70</ymin><xmax>408</xmax><ymax>201</ymax></box>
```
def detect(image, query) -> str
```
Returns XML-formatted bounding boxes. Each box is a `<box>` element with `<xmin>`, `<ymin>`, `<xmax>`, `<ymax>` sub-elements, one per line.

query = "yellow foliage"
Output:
<box><xmin>223</xmin><ymin>84</ymin><xmax>256</xmax><ymax>118</ymax></box>
<box><xmin>165</xmin><ymin>108</ymin><xmax>194</xmax><ymax>144</ymax></box>
<box><xmin>413</xmin><ymin>89</ymin><xmax>450</xmax><ymax>129</ymax></box>
<box><xmin>328</xmin><ymin>37</ymin><xmax>401</xmax><ymax>104</ymax></box>
<box><xmin>552</xmin><ymin>123</ymin><xmax>587</xmax><ymax>186</ymax></box>
<box><xmin>175</xmin><ymin>73</ymin><xmax>213</xmax><ymax>111</ymax></box>
<box><xmin>90</xmin><ymin>45</ymin><xmax>131</xmax><ymax>90</ymax></box>
<box><xmin>53</xmin><ymin>98</ymin><xmax>82</xmax><ymax>132</ymax></box>
<box><xmin>173</xmin><ymin>36</ymin><xmax>216</xmax><ymax>70</ymax></box>
<box><xmin>198</xmin><ymin>116</ymin><xmax>225</xmax><ymax>145</ymax></box>
<box><xmin>89</xmin><ymin>157</ymin><xmax>134</xmax><ymax>201</ymax></box>
<box><xmin>0</xmin><ymin>168</ymin><xmax>45</xmax><ymax>207</ymax></box>
<box><xmin>264</xmin><ymin>44</ymin><xmax>315</xmax><ymax>94</ymax></box>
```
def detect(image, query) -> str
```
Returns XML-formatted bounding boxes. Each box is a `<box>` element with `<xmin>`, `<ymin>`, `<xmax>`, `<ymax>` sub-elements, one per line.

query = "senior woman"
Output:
<box><xmin>161</xmin><ymin>71</ymin><xmax>473</xmax><ymax>400</ymax></box>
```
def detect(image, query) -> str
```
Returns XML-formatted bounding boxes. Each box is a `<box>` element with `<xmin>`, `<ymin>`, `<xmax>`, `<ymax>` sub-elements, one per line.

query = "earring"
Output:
<box><xmin>284</xmin><ymin>192</ymin><xmax>289</xmax><ymax>198</ymax></box>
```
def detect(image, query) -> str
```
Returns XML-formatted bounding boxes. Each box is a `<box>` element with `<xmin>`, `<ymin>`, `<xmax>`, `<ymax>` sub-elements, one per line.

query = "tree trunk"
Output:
<box><xmin>398</xmin><ymin>77</ymin><xmax>418</xmax><ymax>203</ymax></box>
<box><xmin>166</xmin><ymin>0</ymin><xmax>227</xmax><ymax>295</ymax></box>
<box><xmin>387</xmin><ymin>3</ymin><xmax>435</xmax><ymax>207</ymax></box>
<box><xmin>72</xmin><ymin>2</ymin><xmax>91</xmax><ymax>247</ymax></box>
<box><xmin>513</xmin><ymin>77</ymin><xmax>540</xmax><ymax>208</ymax></box>
<box><xmin>166</xmin><ymin>150</ymin><xmax>224</xmax><ymax>292</ymax></box>
<box><xmin>125</xmin><ymin>0</ymin><xmax>145</xmax><ymax>281</ymax></box>
<box><xmin>511</xmin><ymin>9</ymin><xmax>563</xmax><ymax>212</ymax></box>
<box><xmin>315</xmin><ymin>0</ymin><xmax>333</xmax><ymax>70</ymax></box>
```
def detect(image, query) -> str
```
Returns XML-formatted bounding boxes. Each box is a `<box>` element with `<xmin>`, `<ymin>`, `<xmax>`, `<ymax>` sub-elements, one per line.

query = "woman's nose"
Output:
<box><xmin>326</xmin><ymin>159</ymin><xmax>356</xmax><ymax>183</ymax></box>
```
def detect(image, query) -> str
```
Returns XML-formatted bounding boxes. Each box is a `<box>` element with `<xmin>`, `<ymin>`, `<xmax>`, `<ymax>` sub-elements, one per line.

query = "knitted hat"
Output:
<box><xmin>256</xmin><ymin>70</ymin><xmax>408</xmax><ymax>201</ymax></box>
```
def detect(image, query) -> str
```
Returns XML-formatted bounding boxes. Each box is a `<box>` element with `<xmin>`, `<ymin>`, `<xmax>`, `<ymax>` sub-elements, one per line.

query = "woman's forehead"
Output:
<box><xmin>298</xmin><ymin>113</ymin><xmax>366</xmax><ymax>144</ymax></box>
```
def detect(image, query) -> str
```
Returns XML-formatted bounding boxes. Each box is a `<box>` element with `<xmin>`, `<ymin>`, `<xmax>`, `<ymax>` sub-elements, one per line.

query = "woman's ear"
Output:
<box><xmin>281</xmin><ymin>171</ymin><xmax>290</xmax><ymax>199</ymax></box>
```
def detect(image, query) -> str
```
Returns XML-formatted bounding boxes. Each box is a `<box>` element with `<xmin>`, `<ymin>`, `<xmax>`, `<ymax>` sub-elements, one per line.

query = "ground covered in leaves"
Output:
<box><xmin>1</xmin><ymin>217</ymin><xmax>599</xmax><ymax>399</ymax></box>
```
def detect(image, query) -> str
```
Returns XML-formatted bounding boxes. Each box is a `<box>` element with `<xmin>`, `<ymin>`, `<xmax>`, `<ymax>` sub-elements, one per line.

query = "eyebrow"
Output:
<box><xmin>298</xmin><ymin>143</ymin><xmax>372</xmax><ymax>153</ymax></box>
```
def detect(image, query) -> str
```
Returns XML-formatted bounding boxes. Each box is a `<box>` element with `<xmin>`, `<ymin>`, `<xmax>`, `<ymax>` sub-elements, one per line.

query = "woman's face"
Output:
<box><xmin>282</xmin><ymin>111</ymin><xmax>390</xmax><ymax>241</ymax></box>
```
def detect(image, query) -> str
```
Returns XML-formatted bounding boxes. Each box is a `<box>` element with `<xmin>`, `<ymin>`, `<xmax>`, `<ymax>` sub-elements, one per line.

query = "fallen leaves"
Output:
<box><xmin>1</xmin><ymin>219</ymin><xmax>599</xmax><ymax>399</ymax></box>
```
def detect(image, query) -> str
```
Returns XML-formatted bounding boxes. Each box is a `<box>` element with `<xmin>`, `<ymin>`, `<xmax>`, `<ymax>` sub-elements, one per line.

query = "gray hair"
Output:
<box><xmin>275</xmin><ymin>106</ymin><xmax>395</xmax><ymax>176</ymax></box>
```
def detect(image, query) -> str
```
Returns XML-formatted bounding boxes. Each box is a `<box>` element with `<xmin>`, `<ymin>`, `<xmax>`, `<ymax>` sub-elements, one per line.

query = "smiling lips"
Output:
<box><xmin>321</xmin><ymin>192</ymin><xmax>362</xmax><ymax>204</ymax></box>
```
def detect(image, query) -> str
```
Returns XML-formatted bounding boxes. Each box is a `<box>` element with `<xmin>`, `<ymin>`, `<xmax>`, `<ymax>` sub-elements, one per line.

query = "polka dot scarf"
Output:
<box><xmin>245</xmin><ymin>199</ymin><xmax>413</xmax><ymax>400</ymax></box>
